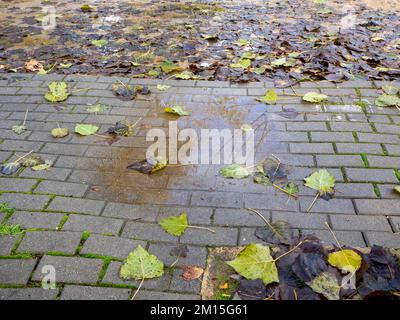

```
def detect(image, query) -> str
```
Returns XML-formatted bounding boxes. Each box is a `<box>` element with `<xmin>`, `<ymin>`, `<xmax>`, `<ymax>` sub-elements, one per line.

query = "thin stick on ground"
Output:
<box><xmin>14</xmin><ymin>150</ymin><xmax>34</xmax><ymax>163</ymax></box>
<box><xmin>274</xmin><ymin>240</ymin><xmax>304</xmax><ymax>262</ymax></box>
<box><xmin>22</xmin><ymin>109</ymin><xmax>28</xmax><ymax>127</ymax></box>
<box><xmin>187</xmin><ymin>225</ymin><xmax>215</xmax><ymax>233</ymax></box>
<box><xmin>131</xmin><ymin>261</ymin><xmax>145</xmax><ymax>300</ymax></box>
<box><xmin>246</xmin><ymin>208</ymin><xmax>272</xmax><ymax>229</ymax></box>
<box><xmin>307</xmin><ymin>192</ymin><xmax>320</xmax><ymax>213</ymax></box>
<box><xmin>272</xmin><ymin>183</ymin><xmax>298</xmax><ymax>199</ymax></box>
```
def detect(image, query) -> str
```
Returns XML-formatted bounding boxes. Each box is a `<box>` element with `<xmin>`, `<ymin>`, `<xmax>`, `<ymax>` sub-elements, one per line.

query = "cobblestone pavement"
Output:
<box><xmin>0</xmin><ymin>73</ymin><xmax>399</xmax><ymax>300</ymax></box>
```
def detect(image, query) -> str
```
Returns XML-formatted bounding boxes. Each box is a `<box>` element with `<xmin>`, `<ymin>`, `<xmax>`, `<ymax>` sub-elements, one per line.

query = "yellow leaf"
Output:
<box><xmin>328</xmin><ymin>249</ymin><xmax>362</xmax><ymax>273</ymax></box>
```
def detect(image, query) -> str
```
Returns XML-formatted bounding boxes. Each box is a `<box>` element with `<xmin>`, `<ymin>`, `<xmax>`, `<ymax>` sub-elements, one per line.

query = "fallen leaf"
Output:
<box><xmin>106</xmin><ymin>120</ymin><xmax>133</xmax><ymax>137</ymax></box>
<box><xmin>382</xmin><ymin>85</ymin><xmax>399</xmax><ymax>95</ymax></box>
<box><xmin>303</xmin><ymin>92</ymin><xmax>328</xmax><ymax>103</ymax></box>
<box><xmin>256</xmin><ymin>89</ymin><xmax>278</xmax><ymax>105</ymax></box>
<box><xmin>241</xmin><ymin>124</ymin><xmax>252</xmax><ymax>132</ymax></box>
<box><xmin>120</xmin><ymin>245</ymin><xmax>164</xmax><ymax>280</ymax></box>
<box><xmin>328</xmin><ymin>249</ymin><xmax>362</xmax><ymax>273</ymax></box>
<box><xmin>307</xmin><ymin>272</ymin><xmax>340</xmax><ymax>300</ymax></box>
<box><xmin>75</xmin><ymin>124</ymin><xmax>99</xmax><ymax>136</ymax></box>
<box><xmin>394</xmin><ymin>186</ymin><xmax>400</xmax><ymax>194</ymax></box>
<box><xmin>255</xmin><ymin>220</ymin><xmax>294</xmax><ymax>245</ymax></box>
<box><xmin>227</xmin><ymin>243</ymin><xmax>279</xmax><ymax>285</ymax></box>
<box><xmin>158</xmin><ymin>213</ymin><xmax>188</xmax><ymax>237</ymax></box>
<box><xmin>230</xmin><ymin>58</ymin><xmax>251</xmax><ymax>69</ymax></box>
<box><xmin>375</xmin><ymin>94</ymin><xmax>400</xmax><ymax>107</ymax></box>
<box><xmin>170</xmin><ymin>245</ymin><xmax>189</xmax><ymax>258</ymax></box>
<box><xmin>12</xmin><ymin>125</ymin><xmax>26</xmax><ymax>135</ymax></box>
<box><xmin>182</xmin><ymin>265</ymin><xmax>204</xmax><ymax>281</ymax></box>
<box><xmin>24</xmin><ymin>59</ymin><xmax>43</xmax><ymax>72</ymax></box>
<box><xmin>157</xmin><ymin>84</ymin><xmax>171</xmax><ymax>91</ymax></box>
<box><xmin>91</xmin><ymin>39</ymin><xmax>108</xmax><ymax>47</ymax></box>
<box><xmin>86</xmin><ymin>104</ymin><xmax>108</xmax><ymax>113</ymax></box>
<box><xmin>31</xmin><ymin>160</ymin><xmax>53</xmax><ymax>171</ymax></box>
<box><xmin>45</xmin><ymin>81</ymin><xmax>69</xmax><ymax>103</ymax></box>
<box><xmin>164</xmin><ymin>105</ymin><xmax>190</xmax><ymax>116</ymax></box>
<box><xmin>51</xmin><ymin>127</ymin><xmax>69</xmax><ymax>138</ymax></box>
<box><xmin>22</xmin><ymin>155</ymin><xmax>43</xmax><ymax>167</ymax></box>
<box><xmin>304</xmin><ymin>169</ymin><xmax>335</xmax><ymax>195</ymax></box>
<box><xmin>127</xmin><ymin>156</ymin><xmax>167</xmax><ymax>174</ymax></box>
<box><xmin>0</xmin><ymin>162</ymin><xmax>21</xmax><ymax>175</ymax></box>
<box><xmin>220</xmin><ymin>164</ymin><xmax>250</xmax><ymax>179</ymax></box>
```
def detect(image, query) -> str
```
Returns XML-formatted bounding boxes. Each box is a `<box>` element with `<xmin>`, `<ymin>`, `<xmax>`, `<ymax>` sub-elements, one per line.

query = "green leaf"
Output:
<box><xmin>127</xmin><ymin>156</ymin><xmax>167</xmax><ymax>174</ymax></box>
<box><xmin>241</xmin><ymin>52</ymin><xmax>256</xmax><ymax>60</ymax></box>
<box><xmin>81</xmin><ymin>4</ymin><xmax>95</xmax><ymax>12</ymax></box>
<box><xmin>201</xmin><ymin>33</ymin><xmax>219</xmax><ymax>40</ymax></box>
<box><xmin>328</xmin><ymin>249</ymin><xmax>362</xmax><ymax>273</ymax></box>
<box><xmin>394</xmin><ymin>186</ymin><xmax>400</xmax><ymax>194</ymax></box>
<box><xmin>22</xmin><ymin>156</ymin><xmax>43</xmax><ymax>167</ymax></box>
<box><xmin>158</xmin><ymin>213</ymin><xmax>188</xmax><ymax>237</ymax></box>
<box><xmin>303</xmin><ymin>92</ymin><xmax>329</xmax><ymax>103</ymax></box>
<box><xmin>120</xmin><ymin>245</ymin><xmax>164</xmax><ymax>280</ymax></box>
<box><xmin>375</xmin><ymin>94</ymin><xmax>400</xmax><ymax>107</ymax></box>
<box><xmin>12</xmin><ymin>125</ymin><xmax>26</xmax><ymax>135</ymax></box>
<box><xmin>60</xmin><ymin>63</ymin><xmax>72</xmax><ymax>69</ymax></box>
<box><xmin>86</xmin><ymin>104</ymin><xmax>108</xmax><ymax>113</ymax></box>
<box><xmin>256</xmin><ymin>89</ymin><xmax>278</xmax><ymax>105</ymax></box>
<box><xmin>164</xmin><ymin>105</ymin><xmax>190</xmax><ymax>116</ymax></box>
<box><xmin>161</xmin><ymin>60</ymin><xmax>180</xmax><ymax>74</ymax></box>
<box><xmin>156</xmin><ymin>84</ymin><xmax>171</xmax><ymax>91</ymax></box>
<box><xmin>271</xmin><ymin>57</ymin><xmax>287</xmax><ymax>67</ymax></box>
<box><xmin>148</xmin><ymin>69</ymin><xmax>160</xmax><ymax>77</ymax></box>
<box><xmin>51</xmin><ymin>127</ymin><xmax>69</xmax><ymax>138</ymax></box>
<box><xmin>45</xmin><ymin>81</ymin><xmax>70</xmax><ymax>103</ymax></box>
<box><xmin>307</xmin><ymin>272</ymin><xmax>340</xmax><ymax>300</ymax></box>
<box><xmin>32</xmin><ymin>160</ymin><xmax>53</xmax><ymax>171</ymax></box>
<box><xmin>283</xmin><ymin>182</ymin><xmax>299</xmax><ymax>196</ymax></box>
<box><xmin>382</xmin><ymin>85</ymin><xmax>399</xmax><ymax>95</ymax></box>
<box><xmin>91</xmin><ymin>39</ymin><xmax>108</xmax><ymax>47</ymax></box>
<box><xmin>175</xmin><ymin>71</ymin><xmax>198</xmax><ymax>80</ymax></box>
<box><xmin>230</xmin><ymin>58</ymin><xmax>251</xmax><ymax>69</ymax></box>
<box><xmin>220</xmin><ymin>164</ymin><xmax>250</xmax><ymax>179</ymax></box>
<box><xmin>240</xmin><ymin>124</ymin><xmax>252</xmax><ymax>132</ymax></box>
<box><xmin>304</xmin><ymin>169</ymin><xmax>335</xmax><ymax>195</ymax></box>
<box><xmin>226</xmin><ymin>243</ymin><xmax>279</xmax><ymax>285</ymax></box>
<box><xmin>251</xmin><ymin>66</ymin><xmax>266</xmax><ymax>75</ymax></box>
<box><xmin>75</xmin><ymin>124</ymin><xmax>99</xmax><ymax>136</ymax></box>
<box><xmin>303</xmin><ymin>92</ymin><xmax>327</xmax><ymax>104</ymax></box>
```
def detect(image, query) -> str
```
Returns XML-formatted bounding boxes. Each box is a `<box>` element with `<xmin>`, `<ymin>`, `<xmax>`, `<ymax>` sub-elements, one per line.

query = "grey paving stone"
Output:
<box><xmin>0</xmin><ymin>140</ymin><xmax>43</xmax><ymax>152</ymax></box>
<box><xmin>213</xmin><ymin>209</ymin><xmax>270</xmax><ymax>227</ymax></box>
<box><xmin>0</xmin><ymin>235</ymin><xmax>18</xmax><ymax>256</ymax></box>
<box><xmin>121</xmin><ymin>221</ymin><xmax>176</xmax><ymax>243</ymax></box>
<box><xmin>136</xmin><ymin>190</ymin><xmax>190</xmax><ymax>206</ymax></box>
<box><xmin>300</xmin><ymin>197</ymin><xmax>355</xmax><ymax>214</ymax></box>
<box><xmin>41</xmin><ymin>143</ymin><xmax>88</xmax><ymax>156</ymax></box>
<box><xmin>0</xmin><ymin>193</ymin><xmax>51</xmax><ymax>211</ymax></box>
<box><xmin>19</xmin><ymin>167</ymin><xmax>72</xmax><ymax>181</ymax></box>
<box><xmin>302</xmin><ymin>230</ymin><xmax>366</xmax><ymax>247</ymax></box>
<box><xmin>0</xmin><ymin>178</ymin><xmax>37</xmax><ymax>192</ymax></box>
<box><xmin>272</xmin><ymin>211</ymin><xmax>328</xmax><ymax>229</ymax></box>
<box><xmin>358</xmin><ymin>133</ymin><xmax>400</xmax><ymax>144</ymax></box>
<box><xmin>329</xmin><ymin>122</ymin><xmax>372</xmax><ymax>132</ymax></box>
<box><xmin>191</xmin><ymin>191</ymin><xmax>243</xmax><ymax>208</ymax></box>
<box><xmin>365</xmin><ymin>232</ymin><xmax>400</xmax><ymax>248</ymax></box>
<box><xmin>81</xmin><ymin>234</ymin><xmax>146</xmax><ymax>259</ymax></box>
<box><xmin>286</xmin><ymin>122</ymin><xmax>327</xmax><ymax>131</ymax></box>
<box><xmin>374</xmin><ymin>123</ymin><xmax>400</xmax><ymax>134</ymax></box>
<box><xmin>47</xmin><ymin>197</ymin><xmax>105</xmax><ymax>215</ymax></box>
<box><xmin>316</xmin><ymin>155</ymin><xmax>364</xmax><ymax>167</ymax></box>
<box><xmin>0</xmin><ymin>259</ymin><xmax>37</xmax><ymax>285</ymax></box>
<box><xmin>310</xmin><ymin>132</ymin><xmax>355</xmax><ymax>142</ymax></box>
<box><xmin>135</xmin><ymin>290</ymin><xmax>199</xmax><ymax>300</ymax></box>
<box><xmin>0</xmin><ymin>288</ymin><xmax>58</xmax><ymax>300</ymax></box>
<box><xmin>62</xmin><ymin>214</ymin><xmax>123</xmax><ymax>235</ymax></box>
<box><xmin>330</xmin><ymin>215</ymin><xmax>392</xmax><ymax>232</ymax></box>
<box><xmin>170</xmin><ymin>268</ymin><xmax>201</xmax><ymax>294</ymax></box>
<box><xmin>148</xmin><ymin>243</ymin><xmax>207</xmax><ymax>268</ymax></box>
<box><xmin>102</xmin><ymin>261</ymin><xmax>170</xmax><ymax>290</ymax></box>
<box><xmin>34</xmin><ymin>181</ymin><xmax>88</xmax><ymax>197</ymax></box>
<box><xmin>180</xmin><ymin>227</ymin><xmax>238</xmax><ymax>246</ymax></box>
<box><xmin>366</xmin><ymin>156</ymin><xmax>400</xmax><ymax>169</ymax></box>
<box><xmin>335</xmin><ymin>143</ymin><xmax>383</xmax><ymax>155</ymax></box>
<box><xmin>334</xmin><ymin>183</ymin><xmax>377</xmax><ymax>198</ymax></box>
<box><xmin>289</xmin><ymin>143</ymin><xmax>334</xmax><ymax>154</ymax></box>
<box><xmin>345</xmin><ymin>168</ymin><xmax>398</xmax><ymax>183</ymax></box>
<box><xmin>17</xmin><ymin>231</ymin><xmax>82</xmax><ymax>254</ymax></box>
<box><xmin>377</xmin><ymin>184</ymin><xmax>400</xmax><ymax>199</ymax></box>
<box><xmin>385</xmin><ymin>144</ymin><xmax>400</xmax><ymax>156</ymax></box>
<box><xmin>244</xmin><ymin>193</ymin><xmax>298</xmax><ymax>211</ymax></box>
<box><xmin>7</xmin><ymin>211</ymin><xmax>64</xmax><ymax>230</ymax></box>
<box><xmin>32</xmin><ymin>255</ymin><xmax>103</xmax><ymax>284</ymax></box>
<box><xmin>389</xmin><ymin>217</ymin><xmax>400</xmax><ymax>232</ymax></box>
<box><xmin>60</xmin><ymin>285</ymin><xmax>131</xmax><ymax>300</ymax></box>
<box><xmin>355</xmin><ymin>199</ymin><xmax>400</xmax><ymax>215</ymax></box>
<box><xmin>101</xmin><ymin>202</ymin><xmax>159</xmax><ymax>221</ymax></box>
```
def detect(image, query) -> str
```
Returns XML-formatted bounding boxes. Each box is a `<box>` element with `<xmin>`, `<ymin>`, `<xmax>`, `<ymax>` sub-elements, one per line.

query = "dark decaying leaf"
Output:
<box><xmin>112</xmin><ymin>83</ymin><xmax>136</xmax><ymax>101</ymax></box>
<box><xmin>237</xmin><ymin>279</ymin><xmax>267</xmax><ymax>300</ymax></box>
<box><xmin>255</xmin><ymin>221</ymin><xmax>294</xmax><ymax>245</ymax></box>
<box><xmin>279</xmin><ymin>283</ymin><xmax>323</xmax><ymax>300</ymax></box>
<box><xmin>127</xmin><ymin>156</ymin><xmax>167</xmax><ymax>174</ymax></box>
<box><xmin>277</xmin><ymin>108</ymin><xmax>299</xmax><ymax>119</ymax></box>
<box><xmin>22</xmin><ymin>155</ymin><xmax>43</xmax><ymax>167</ymax></box>
<box><xmin>292</xmin><ymin>252</ymin><xmax>328</xmax><ymax>283</ymax></box>
<box><xmin>170</xmin><ymin>244</ymin><xmax>189</xmax><ymax>258</ymax></box>
<box><xmin>106</xmin><ymin>121</ymin><xmax>133</xmax><ymax>137</ymax></box>
<box><xmin>0</xmin><ymin>162</ymin><xmax>21</xmax><ymax>175</ymax></box>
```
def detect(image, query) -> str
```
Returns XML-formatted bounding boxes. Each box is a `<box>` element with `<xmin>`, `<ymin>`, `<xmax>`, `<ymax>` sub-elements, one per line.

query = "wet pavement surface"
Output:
<box><xmin>0</xmin><ymin>0</ymin><xmax>400</xmax><ymax>83</ymax></box>
<box><xmin>0</xmin><ymin>72</ymin><xmax>399</xmax><ymax>299</ymax></box>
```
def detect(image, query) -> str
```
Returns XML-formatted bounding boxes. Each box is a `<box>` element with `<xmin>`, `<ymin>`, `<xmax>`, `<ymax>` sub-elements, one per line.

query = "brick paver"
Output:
<box><xmin>0</xmin><ymin>74</ymin><xmax>399</xmax><ymax>300</ymax></box>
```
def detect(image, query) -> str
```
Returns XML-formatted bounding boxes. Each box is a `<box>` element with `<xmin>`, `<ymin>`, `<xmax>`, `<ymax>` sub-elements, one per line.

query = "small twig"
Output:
<box><xmin>14</xmin><ymin>150</ymin><xmax>34</xmax><ymax>163</ymax></box>
<box><xmin>274</xmin><ymin>240</ymin><xmax>304</xmax><ymax>262</ymax></box>
<box><xmin>22</xmin><ymin>109</ymin><xmax>29</xmax><ymax>127</ymax></box>
<box><xmin>246</xmin><ymin>208</ymin><xmax>271</xmax><ymax>228</ymax></box>
<box><xmin>272</xmin><ymin>183</ymin><xmax>298</xmax><ymax>199</ymax></box>
<box><xmin>131</xmin><ymin>261</ymin><xmax>145</xmax><ymax>300</ymax></box>
<box><xmin>170</xmin><ymin>257</ymin><xmax>180</xmax><ymax>268</ymax></box>
<box><xmin>187</xmin><ymin>225</ymin><xmax>215</xmax><ymax>233</ymax></box>
<box><xmin>117</xmin><ymin>79</ymin><xmax>130</xmax><ymax>90</ymax></box>
<box><xmin>307</xmin><ymin>192</ymin><xmax>320</xmax><ymax>213</ymax></box>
